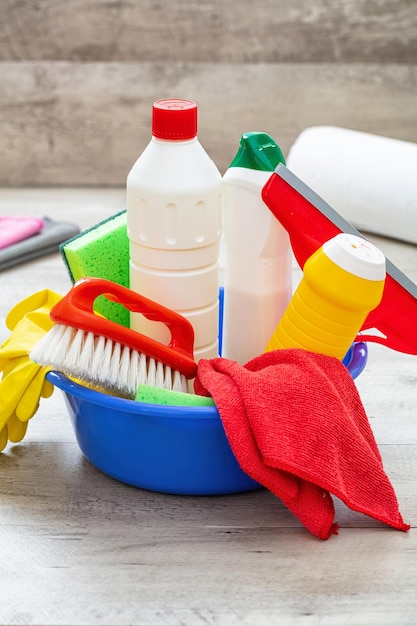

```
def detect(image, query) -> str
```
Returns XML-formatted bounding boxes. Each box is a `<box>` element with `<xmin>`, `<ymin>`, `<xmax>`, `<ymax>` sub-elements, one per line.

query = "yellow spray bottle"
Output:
<box><xmin>265</xmin><ymin>233</ymin><xmax>386</xmax><ymax>359</ymax></box>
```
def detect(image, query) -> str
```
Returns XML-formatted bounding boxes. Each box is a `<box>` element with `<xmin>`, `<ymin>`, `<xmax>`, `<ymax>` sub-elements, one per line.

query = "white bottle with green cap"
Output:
<box><xmin>222</xmin><ymin>132</ymin><xmax>292</xmax><ymax>364</ymax></box>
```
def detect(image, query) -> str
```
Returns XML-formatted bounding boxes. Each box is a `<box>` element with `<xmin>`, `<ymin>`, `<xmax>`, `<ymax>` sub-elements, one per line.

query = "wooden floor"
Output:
<box><xmin>1</xmin><ymin>189</ymin><xmax>417</xmax><ymax>625</ymax></box>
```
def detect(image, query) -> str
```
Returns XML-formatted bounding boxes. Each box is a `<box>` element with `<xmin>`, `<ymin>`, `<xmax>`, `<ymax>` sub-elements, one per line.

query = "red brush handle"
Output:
<box><xmin>49</xmin><ymin>277</ymin><xmax>197</xmax><ymax>378</ymax></box>
<box><xmin>262</xmin><ymin>171</ymin><xmax>417</xmax><ymax>356</ymax></box>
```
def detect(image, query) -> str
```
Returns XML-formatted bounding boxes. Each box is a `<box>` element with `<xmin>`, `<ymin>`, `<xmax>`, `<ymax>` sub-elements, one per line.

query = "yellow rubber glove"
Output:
<box><xmin>0</xmin><ymin>289</ymin><xmax>62</xmax><ymax>451</ymax></box>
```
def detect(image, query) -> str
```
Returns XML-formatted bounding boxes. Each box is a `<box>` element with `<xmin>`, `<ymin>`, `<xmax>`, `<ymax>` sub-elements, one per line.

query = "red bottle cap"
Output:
<box><xmin>152</xmin><ymin>99</ymin><xmax>198</xmax><ymax>140</ymax></box>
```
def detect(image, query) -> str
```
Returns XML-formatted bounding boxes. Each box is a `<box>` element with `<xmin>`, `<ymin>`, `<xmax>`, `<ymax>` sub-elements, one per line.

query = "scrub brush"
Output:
<box><xmin>30</xmin><ymin>277</ymin><xmax>197</xmax><ymax>398</ymax></box>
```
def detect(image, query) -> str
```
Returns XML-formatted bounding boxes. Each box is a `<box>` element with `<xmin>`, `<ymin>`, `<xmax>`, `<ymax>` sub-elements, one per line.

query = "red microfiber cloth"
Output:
<box><xmin>195</xmin><ymin>349</ymin><xmax>409</xmax><ymax>540</ymax></box>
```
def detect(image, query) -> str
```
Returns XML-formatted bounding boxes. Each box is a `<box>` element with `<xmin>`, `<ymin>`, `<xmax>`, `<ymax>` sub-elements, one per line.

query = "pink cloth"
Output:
<box><xmin>195</xmin><ymin>349</ymin><xmax>409</xmax><ymax>539</ymax></box>
<box><xmin>0</xmin><ymin>216</ymin><xmax>44</xmax><ymax>250</ymax></box>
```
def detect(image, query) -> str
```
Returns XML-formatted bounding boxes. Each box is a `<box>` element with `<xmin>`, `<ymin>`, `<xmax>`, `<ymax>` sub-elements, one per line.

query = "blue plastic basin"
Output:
<box><xmin>47</xmin><ymin>370</ymin><xmax>260</xmax><ymax>495</ymax></box>
<box><xmin>46</xmin><ymin>340</ymin><xmax>367</xmax><ymax>496</ymax></box>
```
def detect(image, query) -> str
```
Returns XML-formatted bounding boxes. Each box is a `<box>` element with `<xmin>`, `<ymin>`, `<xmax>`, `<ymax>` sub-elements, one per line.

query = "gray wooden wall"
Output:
<box><xmin>1</xmin><ymin>0</ymin><xmax>416</xmax><ymax>186</ymax></box>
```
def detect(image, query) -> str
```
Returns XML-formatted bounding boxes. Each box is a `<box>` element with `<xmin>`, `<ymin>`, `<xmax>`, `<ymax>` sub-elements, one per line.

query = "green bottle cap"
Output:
<box><xmin>228</xmin><ymin>132</ymin><xmax>286</xmax><ymax>171</ymax></box>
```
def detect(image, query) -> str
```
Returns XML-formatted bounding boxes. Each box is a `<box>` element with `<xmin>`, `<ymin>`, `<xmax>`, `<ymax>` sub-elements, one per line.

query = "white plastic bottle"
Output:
<box><xmin>222</xmin><ymin>132</ymin><xmax>292</xmax><ymax>364</ymax></box>
<box><xmin>127</xmin><ymin>99</ymin><xmax>222</xmax><ymax>362</ymax></box>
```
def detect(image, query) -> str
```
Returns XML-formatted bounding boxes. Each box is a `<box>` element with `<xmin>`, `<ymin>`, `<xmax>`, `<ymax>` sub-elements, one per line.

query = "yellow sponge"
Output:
<box><xmin>60</xmin><ymin>211</ymin><xmax>130</xmax><ymax>326</ymax></box>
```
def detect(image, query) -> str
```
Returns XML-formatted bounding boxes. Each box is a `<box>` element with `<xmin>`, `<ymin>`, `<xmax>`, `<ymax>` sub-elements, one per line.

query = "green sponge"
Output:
<box><xmin>135</xmin><ymin>384</ymin><xmax>216</xmax><ymax>407</ymax></box>
<box><xmin>60</xmin><ymin>210</ymin><xmax>130</xmax><ymax>327</ymax></box>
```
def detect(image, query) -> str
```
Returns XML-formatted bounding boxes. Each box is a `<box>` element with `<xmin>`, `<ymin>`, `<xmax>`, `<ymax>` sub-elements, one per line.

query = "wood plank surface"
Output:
<box><xmin>1</xmin><ymin>61</ymin><xmax>416</xmax><ymax>185</ymax></box>
<box><xmin>1</xmin><ymin>0</ymin><xmax>416</xmax><ymax>63</ymax></box>
<box><xmin>1</xmin><ymin>1</ymin><xmax>416</xmax><ymax>186</ymax></box>
<box><xmin>0</xmin><ymin>189</ymin><xmax>416</xmax><ymax>625</ymax></box>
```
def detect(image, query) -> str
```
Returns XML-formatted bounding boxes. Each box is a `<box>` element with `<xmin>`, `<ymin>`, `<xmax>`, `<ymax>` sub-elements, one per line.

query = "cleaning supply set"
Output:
<box><xmin>1</xmin><ymin>98</ymin><xmax>414</xmax><ymax>539</ymax></box>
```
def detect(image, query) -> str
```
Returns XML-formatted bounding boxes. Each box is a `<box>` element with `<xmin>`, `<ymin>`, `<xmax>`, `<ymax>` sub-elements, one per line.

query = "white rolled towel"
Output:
<box><xmin>286</xmin><ymin>126</ymin><xmax>417</xmax><ymax>245</ymax></box>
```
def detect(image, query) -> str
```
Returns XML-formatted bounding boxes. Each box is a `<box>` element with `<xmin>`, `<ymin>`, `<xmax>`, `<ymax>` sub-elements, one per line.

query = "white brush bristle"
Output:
<box><xmin>30</xmin><ymin>323</ymin><xmax>189</xmax><ymax>398</ymax></box>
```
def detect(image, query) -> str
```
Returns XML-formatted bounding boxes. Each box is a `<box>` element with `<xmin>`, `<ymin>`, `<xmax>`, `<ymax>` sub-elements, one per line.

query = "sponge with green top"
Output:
<box><xmin>60</xmin><ymin>210</ymin><xmax>130</xmax><ymax>327</ymax></box>
<box><xmin>135</xmin><ymin>384</ymin><xmax>216</xmax><ymax>407</ymax></box>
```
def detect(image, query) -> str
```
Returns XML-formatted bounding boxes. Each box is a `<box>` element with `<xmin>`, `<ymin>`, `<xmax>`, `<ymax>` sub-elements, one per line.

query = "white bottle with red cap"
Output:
<box><xmin>127</xmin><ymin>99</ymin><xmax>222</xmax><ymax>362</ymax></box>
